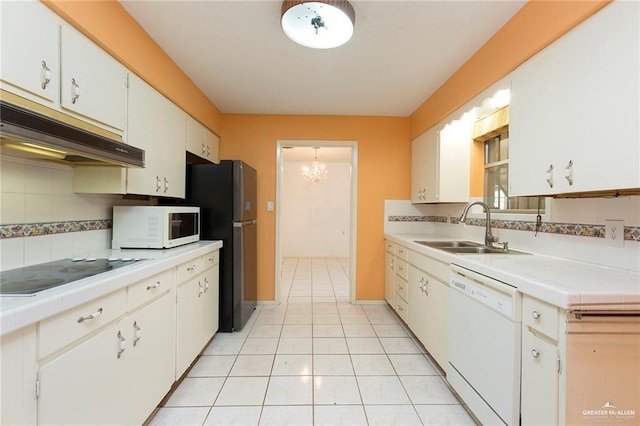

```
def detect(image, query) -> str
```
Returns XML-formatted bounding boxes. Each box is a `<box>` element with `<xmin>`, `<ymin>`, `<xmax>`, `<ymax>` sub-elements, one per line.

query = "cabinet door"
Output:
<box><xmin>411</xmin><ymin>126</ymin><xmax>437</xmax><ymax>203</ymax></box>
<box><xmin>0</xmin><ymin>1</ymin><xmax>59</xmax><ymax>104</ymax></box>
<box><xmin>38</xmin><ymin>322</ymin><xmax>128</xmax><ymax>426</ymax></box>
<box><xmin>186</xmin><ymin>115</ymin><xmax>206</xmax><ymax>157</ymax></box>
<box><xmin>205</xmin><ymin>129</ymin><xmax>220</xmax><ymax>163</ymax></box>
<box><xmin>384</xmin><ymin>250</ymin><xmax>395</xmax><ymax>307</ymax></box>
<box><xmin>176</xmin><ymin>277</ymin><xmax>207</xmax><ymax>378</ymax></box>
<box><xmin>125</xmin><ymin>293</ymin><xmax>176</xmax><ymax>425</ymax></box>
<box><xmin>0</xmin><ymin>326</ymin><xmax>37</xmax><ymax>426</ymax></box>
<box><xmin>160</xmin><ymin>101</ymin><xmax>186</xmax><ymax>198</ymax></box>
<box><xmin>407</xmin><ymin>265</ymin><xmax>429</xmax><ymax>344</ymax></box>
<box><xmin>202</xmin><ymin>264</ymin><xmax>220</xmax><ymax>338</ymax></box>
<box><xmin>425</xmin><ymin>277</ymin><xmax>448</xmax><ymax>369</ymax></box>
<box><xmin>520</xmin><ymin>328</ymin><xmax>559</xmax><ymax>426</ymax></box>
<box><xmin>509</xmin><ymin>1</ymin><xmax>640</xmax><ymax>196</ymax></box>
<box><xmin>437</xmin><ymin>120</ymin><xmax>471</xmax><ymax>202</ymax></box>
<box><xmin>60</xmin><ymin>25</ymin><xmax>127</xmax><ymax>131</ymax></box>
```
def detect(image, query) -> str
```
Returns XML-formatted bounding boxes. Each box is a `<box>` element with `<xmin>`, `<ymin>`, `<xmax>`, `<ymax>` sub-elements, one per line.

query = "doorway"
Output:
<box><xmin>275</xmin><ymin>140</ymin><xmax>357</xmax><ymax>304</ymax></box>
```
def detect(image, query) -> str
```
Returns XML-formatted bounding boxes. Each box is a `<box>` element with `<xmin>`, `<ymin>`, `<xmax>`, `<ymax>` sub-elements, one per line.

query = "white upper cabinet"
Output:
<box><xmin>411</xmin><ymin>119</ymin><xmax>471</xmax><ymax>203</ymax></box>
<box><xmin>509</xmin><ymin>1</ymin><xmax>639</xmax><ymax>196</ymax></box>
<box><xmin>126</xmin><ymin>74</ymin><xmax>186</xmax><ymax>198</ymax></box>
<box><xmin>60</xmin><ymin>25</ymin><xmax>127</xmax><ymax>131</ymax></box>
<box><xmin>186</xmin><ymin>115</ymin><xmax>220</xmax><ymax>163</ymax></box>
<box><xmin>0</xmin><ymin>1</ymin><xmax>60</xmax><ymax>104</ymax></box>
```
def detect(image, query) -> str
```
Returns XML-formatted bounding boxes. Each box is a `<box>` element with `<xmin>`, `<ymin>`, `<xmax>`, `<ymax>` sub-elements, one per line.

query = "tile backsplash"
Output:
<box><xmin>0</xmin><ymin>155</ymin><xmax>148</xmax><ymax>270</ymax></box>
<box><xmin>385</xmin><ymin>198</ymin><xmax>640</xmax><ymax>272</ymax></box>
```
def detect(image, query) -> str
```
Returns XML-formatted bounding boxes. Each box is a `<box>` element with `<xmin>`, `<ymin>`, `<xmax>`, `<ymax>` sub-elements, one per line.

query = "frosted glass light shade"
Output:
<box><xmin>281</xmin><ymin>1</ymin><xmax>355</xmax><ymax>49</ymax></box>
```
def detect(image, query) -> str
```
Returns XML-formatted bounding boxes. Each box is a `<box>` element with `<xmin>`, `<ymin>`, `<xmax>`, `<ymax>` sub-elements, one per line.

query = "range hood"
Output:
<box><xmin>0</xmin><ymin>92</ymin><xmax>144</xmax><ymax>167</ymax></box>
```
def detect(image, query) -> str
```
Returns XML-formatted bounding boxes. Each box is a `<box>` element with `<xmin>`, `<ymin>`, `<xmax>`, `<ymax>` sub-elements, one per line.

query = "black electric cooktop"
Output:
<box><xmin>0</xmin><ymin>257</ymin><xmax>146</xmax><ymax>296</ymax></box>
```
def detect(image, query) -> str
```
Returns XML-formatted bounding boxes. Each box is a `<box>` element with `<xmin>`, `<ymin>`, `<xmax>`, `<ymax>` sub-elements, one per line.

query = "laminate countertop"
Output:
<box><xmin>0</xmin><ymin>241</ymin><xmax>222</xmax><ymax>336</ymax></box>
<box><xmin>385</xmin><ymin>233</ymin><xmax>640</xmax><ymax>311</ymax></box>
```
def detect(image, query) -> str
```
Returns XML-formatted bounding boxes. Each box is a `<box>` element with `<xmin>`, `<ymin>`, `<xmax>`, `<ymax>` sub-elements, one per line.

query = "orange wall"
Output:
<box><xmin>410</xmin><ymin>0</ymin><xmax>611</xmax><ymax>139</ymax></box>
<box><xmin>220</xmin><ymin>115</ymin><xmax>411</xmax><ymax>300</ymax></box>
<box><xmin>43</xmin><ymin>0</ymin><xmax>223</xmax><ymax>136</ymax></box>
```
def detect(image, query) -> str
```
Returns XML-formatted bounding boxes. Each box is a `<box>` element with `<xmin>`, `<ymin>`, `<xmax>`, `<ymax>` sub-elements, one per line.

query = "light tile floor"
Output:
<box><xmin>149</xmin><ymin>258</ymin><xmax>476</xmax><ymax>425</ymax></box>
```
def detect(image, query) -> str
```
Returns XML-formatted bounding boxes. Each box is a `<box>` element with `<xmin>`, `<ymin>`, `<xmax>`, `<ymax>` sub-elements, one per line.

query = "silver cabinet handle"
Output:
<box><xmin>156</xmin><ymin>176</ymin><xmax>162</xmax><ymax>192</ymax></box>
<box><xmin>133</xmin><ymin>321</ymin><xmax>141</xmax><ymax>347</ymax></box>
<box><xmin>41</xmin><ymin>61</ymin><xmax>51</xmax><ymax>89</ymax></box>
<box><xmin>531</xmin><ymin>311</ymin><xmax>541</xmax><ymax>320</ymax></box>
<box><xmin>396</xmin><ymin>305</ymin><xmax>403</xmax><ymax>311</ymax></box>
<box><xmin>546</xmin><ymin>164</ymin><xmax>554</xmax><ymax>188</ymax></box>
<box><xmin>202</xmin><ymin>143</ymin><xmax>207</xmax><ymax>157</ymax></box>
<box><xmin>163</xmin><ymin>177</ymin><xmax>169</xmax><ymax>193</ymax></box>
<box><xmin>208</xmin><ymin>256</ymin><xmax>215</xmax><ymax>262</ymax></box>
<box><xmin>206</xmin><ymin>146</ymin><xmax>211</xmax><ymax>157</ymax></box>
<box><xmin>146</xmin><ymin>281</ymin><xmax>161</xmax><ymax>291</ymax></box>
<box><xmin>71</xmin><ymin>78</ymin><xmax>80</xmax><ymax>104</ymax></box>
<box><xmin>187</xmin><ymin>264</ymin><xmax>197</xmax><ymax>272</ymax></box>
<box><xmin>117</xmin><ymin>330</ymin><xmax>126</xmax><ymax>359</ymax></box>
<box><xmin>204</xmin><ymin>277</ymin><xmax>209</xmax><ymax>293</ymax></box>
<box><xmin>531</xmin><ymin>349</ymin><xmax>540</xmax><ymax>358</ymax></box>
<box><xmin>564</xmin><ymin>160</ymin><xmax>574</xmax><ymax>186</ymax></box>
<box><xmin>77</xmin><ymin>307</ymin><xmax>103</xmax><ymax>323</ymax></box>
<box><xmin>198</xmin><ymin>281</ymin><xmax>204</xmax><ymax>298</ymax></box>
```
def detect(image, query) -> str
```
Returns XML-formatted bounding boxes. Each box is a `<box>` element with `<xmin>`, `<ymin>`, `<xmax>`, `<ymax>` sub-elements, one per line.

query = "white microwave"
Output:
<box><xmin>112</xmin><ymin>206</ymin><xmax>200</xmax><ymax>249</ymax></box>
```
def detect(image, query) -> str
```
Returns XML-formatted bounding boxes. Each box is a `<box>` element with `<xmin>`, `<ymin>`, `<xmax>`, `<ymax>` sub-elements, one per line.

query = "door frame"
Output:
<box><xmin>275</xmin><ymin>140</ymin><xmax>358</xmax><ymax>304</ymax></box>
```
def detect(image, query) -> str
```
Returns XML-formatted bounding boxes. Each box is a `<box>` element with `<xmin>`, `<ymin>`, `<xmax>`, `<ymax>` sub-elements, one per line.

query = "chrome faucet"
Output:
<box><xmin>459</xmin><ymin>201</ymin><xmax>499</xmax><ymax>248</ymax></box>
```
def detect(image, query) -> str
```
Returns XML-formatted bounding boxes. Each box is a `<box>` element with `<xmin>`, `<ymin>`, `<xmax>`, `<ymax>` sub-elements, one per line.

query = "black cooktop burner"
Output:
<box><xmin>0</xmin><ymin>258</ymin><xmax>146</xmax><ymax>296</ymax></box>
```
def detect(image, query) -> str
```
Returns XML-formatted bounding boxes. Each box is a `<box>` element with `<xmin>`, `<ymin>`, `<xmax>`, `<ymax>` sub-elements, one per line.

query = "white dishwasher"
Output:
<box><xmin>448</xmin><ymin>264</ymin><xmax>522</xmax><ymax>426</ymax></box>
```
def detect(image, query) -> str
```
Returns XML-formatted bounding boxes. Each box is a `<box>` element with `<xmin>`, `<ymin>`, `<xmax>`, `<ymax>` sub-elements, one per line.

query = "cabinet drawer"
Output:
<box><xmin>523</xmin><ymin>296</ymin><xmax>559</xmax><ymax>340</ymax></box>
<box><xmin>385</xmin><ymin>240</ymin><xmax>396</xmax><ymax>255</ymax></box>
<box><xmin>408</xmin><ymin>250</ymin><xmax>449</xmax><ymax>284</ymax></box>
<box><xmin>395</xmin><ymin>259</ymin><xmax>408</xmax><ymax>281</ymax></box>
<box><xmin>127</xmin><ymin>268</ymin><xmax>174</xmax><ymax>311</ymax></box>
<box><xmin>394</xmin><ymin>296</ymin><xmax>408</xmax><ymax>323</ymax></box>
<box><xmin>396</xmin><ymin>245</ymin><xmax>409</xmax><ymax>261</ymax></box>
<box><xmin>395</xmin><ymin>276</ymin><xmax>408</xmax><ymax>302</ymax></box>
<box><xmin>39</xmin><ymin>289</ymin><xmax>126</xmax><ymax>359</ymax></box>
<box><xmin>177</xmin><ymin>256</ymin><xmax>203</xmax><ymax>284</ymax></box>
<box><xmin>202</xmin><ymin>250</ymin><xmax>219</xmax><ymax>270</ymax></box>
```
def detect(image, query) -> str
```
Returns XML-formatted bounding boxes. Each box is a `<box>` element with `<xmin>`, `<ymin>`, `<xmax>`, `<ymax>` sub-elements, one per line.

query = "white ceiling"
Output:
<box><xmin>119</xmin><ymin>0</ymin><xmax>526</xmax><ymax>117</ymax></box>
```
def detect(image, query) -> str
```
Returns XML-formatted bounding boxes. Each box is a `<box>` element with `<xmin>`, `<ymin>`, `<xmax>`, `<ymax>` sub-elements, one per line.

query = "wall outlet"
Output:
<box><xmin>605</xmin><ymin>220</ymin><xmax>624</xmax><ymax>247</ymax></box>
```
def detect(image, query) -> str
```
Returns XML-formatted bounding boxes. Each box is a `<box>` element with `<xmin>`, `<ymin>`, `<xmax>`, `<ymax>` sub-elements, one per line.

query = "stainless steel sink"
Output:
<box><xmin>440</xmin><ymin>246</ymin><xmax>528</xmax><ymax>255</ymax></box>
<box><xmin>414</xmin><ymin>240</ymin><xmax>483</xmax><ymax>248</ymax></box>
<box><xmin>413</xmin><ymin>240</ymin><xmax>528</xmax><ymax>255</ymax></box>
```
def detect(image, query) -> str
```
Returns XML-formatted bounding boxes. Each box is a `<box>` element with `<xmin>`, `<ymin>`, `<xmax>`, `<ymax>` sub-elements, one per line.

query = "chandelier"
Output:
<box><xmin>301</xmin><ymin>147</ymin><xmax>328</xmax><ymax>184</ymax></box>
<box><xmin>281</xmin><ymin>1</ymin><xmax>356</xmax><ymax>49</ymax></box>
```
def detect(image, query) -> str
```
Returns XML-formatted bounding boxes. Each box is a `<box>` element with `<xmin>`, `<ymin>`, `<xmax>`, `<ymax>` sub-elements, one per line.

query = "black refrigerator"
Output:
<box><xmin>185</xmin><ymin>160</ymin><xmax>257</xmax><ymax>332</ymax></box>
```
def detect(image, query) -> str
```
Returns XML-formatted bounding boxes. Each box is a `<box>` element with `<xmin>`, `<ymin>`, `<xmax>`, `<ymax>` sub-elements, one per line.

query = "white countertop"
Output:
<box><xmin>0</xmin><ymin>240</ymin><xmax>223</xmax><ymax>337</ymax></box>
<box><xmin>386</xmin><ymin>233</ymin><xmax>640</xmax><ymax>310</ymax></box>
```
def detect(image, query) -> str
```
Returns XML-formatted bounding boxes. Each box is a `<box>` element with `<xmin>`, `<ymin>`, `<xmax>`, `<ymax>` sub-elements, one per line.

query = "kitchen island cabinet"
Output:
<box><xmin>509</xmin><ymin>1</ymin><xmax>639</xmax><ymax>196</ymax></box>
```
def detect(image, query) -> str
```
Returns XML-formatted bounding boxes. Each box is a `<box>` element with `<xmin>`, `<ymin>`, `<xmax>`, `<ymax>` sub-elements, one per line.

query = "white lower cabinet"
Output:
<box><xmin>0</xmin><ymin>325</ymin><xmax>38</xmax><ymax>426</ymax></box>
<box><xmin>521</xmin><ymin>327</ymin><xmax>559</xmax><ymax>425</ymax></box>
<box><xmin>176</xmin><ymin>251</ymin><xmax>220</xmax><ymax>378</ymax></box>
<box><xmin>38</xmin><ymin>321</ymin><xmax>128</xmax><ymax>425</ymax></box>
<box><xmin>407</xmin><ymin>252</ymin><xmax>449</xmax><ymax>370</ymax></box>
<box><xmin>384</xmin><ymin>243</ymin><xmax>396</xmax><ymax>307</ymax></box>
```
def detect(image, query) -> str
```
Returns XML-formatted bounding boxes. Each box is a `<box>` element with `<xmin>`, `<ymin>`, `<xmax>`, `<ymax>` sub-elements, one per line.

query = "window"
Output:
<box><xmin>482</xmin><ymin>129</ymin><xmax>544</xmax><ymax>212</ymax></box>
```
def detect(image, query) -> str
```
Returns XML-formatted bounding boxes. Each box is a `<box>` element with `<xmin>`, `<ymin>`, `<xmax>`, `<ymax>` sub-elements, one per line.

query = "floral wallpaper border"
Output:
<box><xmin>388</xmin><ymin>215</ymin><xmax>640</xmax><ymax>242</ymax></box>
<box><xmin>0</xmin><ymin>220</ymin><xmax>112</xmax><ymax>239</ymax></box>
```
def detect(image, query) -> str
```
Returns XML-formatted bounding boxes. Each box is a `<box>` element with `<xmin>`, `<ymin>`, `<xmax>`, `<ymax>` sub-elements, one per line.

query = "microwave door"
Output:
<box><xmin>169</xmin><ymin>212</ymin><xmax>198</xmax><ymax>240</ymax></box>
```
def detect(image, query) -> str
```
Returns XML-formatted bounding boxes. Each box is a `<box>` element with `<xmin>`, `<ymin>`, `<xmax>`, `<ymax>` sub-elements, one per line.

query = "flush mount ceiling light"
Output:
<box><xmin>281</xmin><ymin>1</ymin><xmax>355</xmax><ymax>49</ymax></box>
<box><xmin>301</xmin><ymin>147</ymin><xmax>328</xmax><ymax>184</ymax></box>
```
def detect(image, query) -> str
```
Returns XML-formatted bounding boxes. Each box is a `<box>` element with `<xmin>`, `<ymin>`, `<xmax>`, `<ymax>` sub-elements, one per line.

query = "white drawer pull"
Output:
<box><xmin>77</xmin><ymin>308</ymin><xmax>103</xmax><ymax>323</ymax></box>
<box><xmin>117</xmin><ymin>331</ymin><xmax>126</xmax><ymax>359</ymax></box>
<box><xmin>187</xmin><ymin>264</ymin><xmax>197</xmax><ymax>272</ymax></box>
<box><xmin>133</xmin><ymin>321</ymin><xmax>142</xmax><ymax>347</ymax></box>
<box><xmin>531</xmin><ymin>311</ymin><xmax>541</xmax><ymax>320</ymax></box>
<box><xmin>531</xmin><ymin>349</ymin><xmax>540</xmax><ymax>358</ymax></box>
<box><xmin>146</xmin><ymin>281</ymin><xmax>161</xmax><ymax>291</ymax></box>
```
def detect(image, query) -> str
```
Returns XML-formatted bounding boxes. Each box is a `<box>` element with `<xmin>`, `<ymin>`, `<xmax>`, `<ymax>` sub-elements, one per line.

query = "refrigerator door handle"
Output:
<box><xmin>233</xmin><ymin>220</ymin><xmax>257</xmax><ymax>227</ymax></box>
